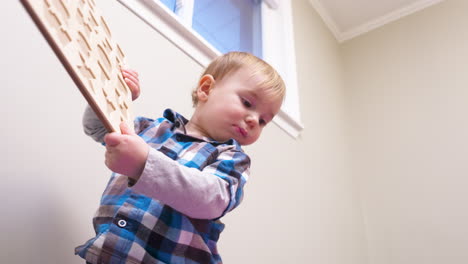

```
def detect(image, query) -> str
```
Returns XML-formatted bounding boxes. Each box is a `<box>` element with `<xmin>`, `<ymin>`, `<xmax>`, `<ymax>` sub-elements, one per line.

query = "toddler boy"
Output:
<box><xmin>76</xmin><ymin>52</ymin><xmax>285</xmax><ymax>263</ymax></box>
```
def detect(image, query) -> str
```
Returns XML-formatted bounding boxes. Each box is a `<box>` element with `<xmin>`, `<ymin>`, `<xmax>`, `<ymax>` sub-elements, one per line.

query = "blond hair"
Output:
<box><xmin>192</xmin><ymin>52</ymin><xmax>286</xmax><ymax>106</ymax></box>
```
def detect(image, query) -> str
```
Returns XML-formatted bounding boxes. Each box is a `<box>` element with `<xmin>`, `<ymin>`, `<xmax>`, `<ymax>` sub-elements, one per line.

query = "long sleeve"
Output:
<box><xmin>83</xmin><ymin>109</ymin><xmax>250</xmax><ymax>220</ymax></box>
<box><xmin>82</xmin><ymin>105</ymin><xmax>108</xmax><ymax>143</ymax></box>
<box><xmin>131</xmin><ymin>146</ymin><xmax>250</xmax><ymax>220</ymax></box>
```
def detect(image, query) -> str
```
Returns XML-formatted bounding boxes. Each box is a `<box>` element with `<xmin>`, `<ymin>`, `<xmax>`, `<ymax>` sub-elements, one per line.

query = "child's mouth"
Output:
<box><xmin>235</xmin><ymin>126</ymin><xmax>247</xmax><ymax>137</ymax></box>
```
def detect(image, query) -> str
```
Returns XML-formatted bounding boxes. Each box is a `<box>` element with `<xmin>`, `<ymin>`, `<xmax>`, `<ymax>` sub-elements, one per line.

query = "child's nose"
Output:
<box><xmin>245</xmin><ymin>114</ymin><xmax>259</xmax><ymax>127</ymax></box>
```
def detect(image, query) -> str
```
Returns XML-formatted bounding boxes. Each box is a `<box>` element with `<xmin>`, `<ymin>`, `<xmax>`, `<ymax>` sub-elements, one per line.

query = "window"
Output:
<box><xmin>191</xmin><ymin>0</ymin><xmax>262</xmax><ymax>55</ymax></box>
<box><xmin>160</xmin><ymin>0</ymin><xmax>176</xmax><ymax>11</ymax></box>
<box><xmin>161</xmin><ymin>0</ymin><xmax>262</xmax><ymax>56</ymax></box>
<box><xmin>117</xmin><ymin>0</ymin><xmax>303</xmax><ymax>137</ymax></box>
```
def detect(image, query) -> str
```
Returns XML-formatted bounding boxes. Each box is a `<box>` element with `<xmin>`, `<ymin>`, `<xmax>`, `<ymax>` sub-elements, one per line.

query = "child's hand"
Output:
<box><xmin>121</xmin><ymin>68</ymin><xmax>140</xmax><ymax>100</ymax></box>
<box><xmin>104</xmin><ymin>122</ymin><xmax>149</xmax><ymax>179</ymax></box>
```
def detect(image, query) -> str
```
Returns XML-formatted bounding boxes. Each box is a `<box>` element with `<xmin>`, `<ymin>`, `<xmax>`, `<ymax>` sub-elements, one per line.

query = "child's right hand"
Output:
<box><xmin>121</xmin><ymin>68</ymin><xmax>140</xmax><ymax>100</ymax></box>
<box><xmin>104</xmin><ymin>122</ymin><xmax>149</xmax><ymax>179</ymax></box>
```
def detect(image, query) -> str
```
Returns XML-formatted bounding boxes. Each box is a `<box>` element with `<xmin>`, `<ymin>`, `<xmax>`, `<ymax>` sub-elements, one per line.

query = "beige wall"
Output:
<box><xmin>8</xmin><ymin>0</ymin><xmax>467</xmax><ymax>264</ymax></box>
<box><xmin>220</xmin><ymin>0</ymin><xmax>367</xmax><ymax>263</ymax></box>
<box><xmin>1</xmin><ymin>0</ymin><xmax>367</xmax><ymax>263</ymax></box>
<box><xmin>342</xmin><ymin>0</ymin><xmax>468</xmax><ymax>263</ymax></box>
<box><xmin>2</xmin><ymin>1</ymin><xmax>200</xmax><ymax>263</ymax></box>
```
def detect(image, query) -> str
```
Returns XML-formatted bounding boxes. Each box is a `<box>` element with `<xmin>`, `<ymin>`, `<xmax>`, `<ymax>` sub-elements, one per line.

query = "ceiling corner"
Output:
<box><xmin>307</xmin><ymin>0</ymin><xmax>344</xmax><ymax>42</ymax></box>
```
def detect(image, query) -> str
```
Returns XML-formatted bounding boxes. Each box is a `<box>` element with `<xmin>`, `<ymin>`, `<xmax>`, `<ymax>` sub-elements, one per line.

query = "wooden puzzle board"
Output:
<box><xmin>21</xmin><ymin>0</ymin><xmax>133</xmax><ymax>133</ymax></box>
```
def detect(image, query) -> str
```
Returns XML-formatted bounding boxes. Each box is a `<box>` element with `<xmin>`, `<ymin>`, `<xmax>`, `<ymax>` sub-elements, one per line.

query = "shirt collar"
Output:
<box><xmin>162</xmin><ymin>109</ymin><xmax>241</xmax><ymax>147</ymax></box>
<box><xmin>163</xmin><ymin>109</ymin><xmax>188</xmax><ymax>128</ymax></box>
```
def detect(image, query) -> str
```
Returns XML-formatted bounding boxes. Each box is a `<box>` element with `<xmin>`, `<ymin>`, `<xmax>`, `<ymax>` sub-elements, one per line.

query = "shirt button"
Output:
<box><xmin>117</xmin><ymin>219</ymin><xmax>127</xmax><ymax>228</ymax></box>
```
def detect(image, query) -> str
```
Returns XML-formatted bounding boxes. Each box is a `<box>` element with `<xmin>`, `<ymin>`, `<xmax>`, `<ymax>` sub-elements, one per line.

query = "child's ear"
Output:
<box><xmin>196</xmin><ymin>74</ymin><xmax>215</xmax><ymax>102</ymax></box>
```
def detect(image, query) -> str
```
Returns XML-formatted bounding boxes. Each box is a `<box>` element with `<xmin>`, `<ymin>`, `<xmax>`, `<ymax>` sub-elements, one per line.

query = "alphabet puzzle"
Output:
<box><xmin>21</xmin><ymin>0</ymin><xmax>133</xmax><ymax>133</ymax></box>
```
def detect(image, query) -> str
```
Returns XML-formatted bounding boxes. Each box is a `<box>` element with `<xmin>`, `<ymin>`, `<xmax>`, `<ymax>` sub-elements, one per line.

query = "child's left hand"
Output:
<box><xmin>121</xmin><ymin>68</ymin><xmax>140</xmax><ymax>101</ymax></box>
<box><xmin>103</xmin><ymin>122</ymin><xmax>149</xmax><ymax>179</ymax></box>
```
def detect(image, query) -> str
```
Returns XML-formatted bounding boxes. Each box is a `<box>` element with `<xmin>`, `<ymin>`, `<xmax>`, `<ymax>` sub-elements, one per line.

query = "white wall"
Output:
<box><xmin>342</xmin><ymin>0</ymin><xmax>468</xmax><ymax>263</ymax></box>
<box><xmin>0</xmin><ymin>0</ymin><xmax>367</xmax><ymax>263</ymax></box>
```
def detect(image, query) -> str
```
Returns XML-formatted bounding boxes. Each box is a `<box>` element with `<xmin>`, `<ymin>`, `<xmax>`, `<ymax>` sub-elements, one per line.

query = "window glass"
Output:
<box><xmin>160</xmin><ymin>0</ymin><xmax>176</xmax><ymax>12</ymax></box>
<box><xmin>193</xmin><ymin>0</ymin><xmax>261</xmax><ymax>56</ymax></box>
<box><xmin>162</xmin><ymin>0</ymin><xmax>262</xmax><ymax>56</ymax></box>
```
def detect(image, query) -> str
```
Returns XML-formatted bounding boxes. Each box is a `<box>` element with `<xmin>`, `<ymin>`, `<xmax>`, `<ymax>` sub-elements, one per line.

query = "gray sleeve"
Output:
<box><xmin>82</xmin><ymin>105</ymin><xmax>107</xmax><ymax>143</ymax></box>
<box><xmin>130</xmin><ymin>148</ymin><xmax>232</xmax><ymax>220</ymax></box>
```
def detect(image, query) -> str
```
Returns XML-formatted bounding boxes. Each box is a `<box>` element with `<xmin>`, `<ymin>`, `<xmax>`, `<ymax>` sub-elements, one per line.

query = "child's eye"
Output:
<box><xmin>241</xmin><ymin>98</ymin><xmax>252</xmax><ymax>108</ymax></box>
<box><xmin>259</xmin><ymin>119</ymin><xmax>266</xmax><ymax>126</ymax></box>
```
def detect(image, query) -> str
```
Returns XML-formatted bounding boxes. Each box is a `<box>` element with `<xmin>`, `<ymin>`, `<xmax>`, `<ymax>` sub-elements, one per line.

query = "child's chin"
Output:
<box><xmin>238</xmin><ymin>139</ymin><xmax>253</xmax><ymax>146</ymax></box>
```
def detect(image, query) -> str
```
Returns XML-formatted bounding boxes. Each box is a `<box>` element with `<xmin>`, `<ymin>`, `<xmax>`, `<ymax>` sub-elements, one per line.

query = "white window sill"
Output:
<box><xmin>118</xmin><ymin>0</ymin><xmax>304</xmax><ymax>138</ymax></box>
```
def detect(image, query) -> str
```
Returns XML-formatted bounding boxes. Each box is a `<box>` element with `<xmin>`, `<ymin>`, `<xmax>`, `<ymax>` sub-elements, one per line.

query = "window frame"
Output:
<box><xmin>117</xmin><ymin>0</ymin><xmax>303</xmax><ymax>137</ymax></box>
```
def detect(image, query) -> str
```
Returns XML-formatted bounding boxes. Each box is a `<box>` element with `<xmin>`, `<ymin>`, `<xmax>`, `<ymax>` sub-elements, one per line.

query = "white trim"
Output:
<box><xmin>175</xmin><ymin>0</ymin><xmax>194</xmax><ymax>27</ymax></box>
<box><xmin>263</xmin><ymin>0</ymin><xmax>279</xmax><ymax>9</ymax></box>
<box><xmin>339</xmin><ymin>0</ymin><xmax>445</xmax><ymax>42</ymax></box>
<box><xmin>118</xmin><ymin>0</ymin><xmax>304</xmax><ymax>138</ymax></box>
<box><xmin>310</xmin><ymin>0</ymin><xmax>445</xmax><ymax>42</ymax></box>
<box><xmin>118</xmin><ymin>0</ymin><xmax>220</xmax><ymax>66</ymax></box>
<box><xmin>307</xmin><ymin>0</ymin><xmax>341</xmax><ymax>41</ymax></box>
<box><xmin>274</xmin><ymin>109</ymin><xmax>304</xmax><ymax>138</ymax></box>
<box><xmin>261</xmin><ymin>0</ymin><xmax>303</xmax><ymax>137</ymax></box>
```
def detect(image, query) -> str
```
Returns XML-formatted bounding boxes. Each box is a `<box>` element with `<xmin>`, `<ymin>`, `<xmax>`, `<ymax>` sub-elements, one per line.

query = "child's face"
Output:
<box><xmin>194</xmin><ymin>66</ymin><xmax>282</xmax><ymax>145</ymax></box>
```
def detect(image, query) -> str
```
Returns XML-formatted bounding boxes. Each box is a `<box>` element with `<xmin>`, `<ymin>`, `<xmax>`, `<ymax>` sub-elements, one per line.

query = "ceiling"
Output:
<box><xmin>308</xmin><ymin>0</ymin><xmax>445</xmax><ymax>42</ymax></box>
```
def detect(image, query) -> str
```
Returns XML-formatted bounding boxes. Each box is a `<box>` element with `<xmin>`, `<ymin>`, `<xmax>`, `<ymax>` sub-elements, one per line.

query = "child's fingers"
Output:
<box><xmin>122</xmin><ymin>71</ymin><xmax>139</xmax><ymax>85</ymax></box>
<box><xmin>104</xmin><ymin>132</ymin><xmax>122</xmax><ymax>147</ymax></box>
<box><xmin>124</xmin><ymin>78</ymin><xmax>140</xmax><ymax>100</ymax></box>
<box><xmin>124</xmin><ymin>77</ymin><xmax>138</xmax><ymax>90</ymax></box>
<box><xmin>125</xmin><ymin>69</ymin><xmax>139</xmax><ymax>77</ymax></box>
<box><xmin>120</xmin><ymin>122</ymin><xmax>136</xmax><ymax>135</ymax></box>
<box><xmin>121</xmin><ymin>69</ymin><xmax>140</xmax><ymax>100</ymax></box>
<box><xmin>121</xmin><ymin>68</ymin><xmax>139</xmax><ymax>78</ymax></box>
<box><xmin>121</xmin><ymin>72</ymin><xmax>140</xmax><ymax>98</ymax></box>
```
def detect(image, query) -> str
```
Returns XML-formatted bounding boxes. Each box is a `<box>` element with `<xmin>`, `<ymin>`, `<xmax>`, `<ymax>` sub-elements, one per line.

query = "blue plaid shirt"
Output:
<box><xmin>76</xmin><ymin>109</ymin><xmax>250</xmax><ymax>264</ymax></box>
